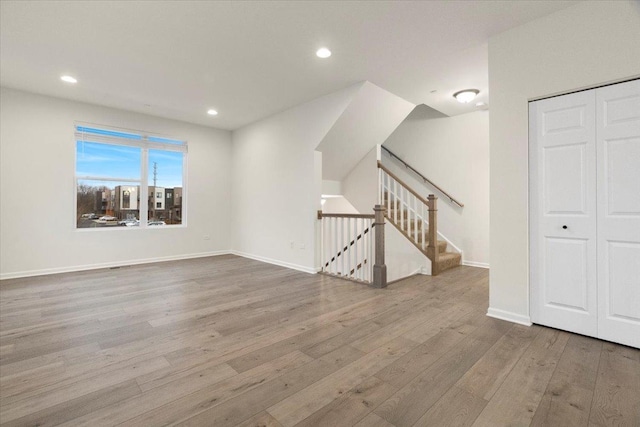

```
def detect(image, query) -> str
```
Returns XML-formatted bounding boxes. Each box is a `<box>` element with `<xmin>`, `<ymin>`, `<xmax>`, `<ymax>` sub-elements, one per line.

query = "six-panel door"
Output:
<box><xmin>596</xmin><ymin>79</ymin><xmax>640</xmax><ymax>348</ymax></box>
<box><xmin>530</xmin><ymin>79</ymin><xmax>640</xmax><ymax>349</ymax></box>
<box><xmin>530</xmin><ymin>90</ymin><xmax>598</xmax><ymax>337</ymax></box>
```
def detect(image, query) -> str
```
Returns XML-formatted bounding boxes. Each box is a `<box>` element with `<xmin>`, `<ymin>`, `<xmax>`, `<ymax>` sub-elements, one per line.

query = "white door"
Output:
<box><xmin>530</xmin><ymin>90</ymin><xmax>598</xmax><ymax>337</ymax></box>
<box><xmin>596</xmin><ymin>80</ymin><xmax>640</xmax><ymax>348</ymax></box>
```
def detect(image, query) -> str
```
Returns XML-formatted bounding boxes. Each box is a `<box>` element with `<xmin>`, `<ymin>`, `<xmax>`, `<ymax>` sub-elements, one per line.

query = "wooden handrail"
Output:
<box><xmin>317</xmin><ymin>211</ymin><xmax>375</xmax><ymax>220</ymax></box>
<box><xmin>380</xmin><ymin>145</ymin><xmax>464</xmax><ymax>208</ymax></box>
<box><xmin>378</xmin><ymin>162</ymin><xmax>431</xmax><ymax>207</ymax></box>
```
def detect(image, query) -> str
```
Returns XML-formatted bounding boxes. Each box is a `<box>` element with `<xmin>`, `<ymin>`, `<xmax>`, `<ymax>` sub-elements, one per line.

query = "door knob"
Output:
<box><xmin>562</xmin><ymin>225</ymin><xmax>568</xmax><ymax>229</ymax></box>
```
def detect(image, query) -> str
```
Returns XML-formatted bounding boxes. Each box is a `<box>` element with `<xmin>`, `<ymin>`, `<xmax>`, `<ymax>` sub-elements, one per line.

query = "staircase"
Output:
<box><xmin>378</xmin><ymin>158</ymin><xmax>462</xmax><ymax>275</ymax></box>
<box><xmin>383</xmin><ymin>191</ymin><xmax>461</xmax><ymax>274</ymax></box>
<box><xmin>317</xmin><ymin>145</ymin><xmax>462</xmax><ymax>286</ymax></box>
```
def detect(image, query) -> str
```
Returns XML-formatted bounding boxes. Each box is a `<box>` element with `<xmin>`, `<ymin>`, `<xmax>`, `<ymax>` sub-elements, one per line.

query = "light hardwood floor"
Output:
<box><xmin>0</xmin><ymin>255</ymin><xmax>638</xmax><ymax>426</ymax></box>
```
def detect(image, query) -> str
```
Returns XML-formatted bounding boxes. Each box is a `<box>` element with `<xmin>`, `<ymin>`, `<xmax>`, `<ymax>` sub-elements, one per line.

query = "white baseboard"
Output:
<box><xmin>462</xmin><ymin>260</ymin><xmax>490</xmax><ymax>269</ymax></box>
<box><xmin>487</xmin><ymin>307</ymin><xmax>532</xmax><ymax>326</ymax></box>
<box><xmin>0</xmin><ymin>250</ymin><xmax>232</xmax><ymax>281</ymax></box>
<box><xmin>230</xmin><ymin>251</ymin><xmax>317</xmax><ymax>275</ymax></box>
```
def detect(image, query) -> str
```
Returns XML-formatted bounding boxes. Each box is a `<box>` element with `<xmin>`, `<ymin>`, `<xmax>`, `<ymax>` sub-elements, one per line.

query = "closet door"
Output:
<box><xmin>530</xmin><ymin>90</ymin><xmax>598</xmax><ymax>337</ymax></box>
<box><xmin>596</xmin><ymin>79</ymin><xmax>640</xmax><ymax>348</ymax></box>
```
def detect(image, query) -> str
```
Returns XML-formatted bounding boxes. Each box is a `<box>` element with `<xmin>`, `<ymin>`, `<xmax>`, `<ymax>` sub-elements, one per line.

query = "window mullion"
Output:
<box><xmin>140</xmin><ymin>148</ymin><xmax>149</xmax><ymax>228</ymax></box>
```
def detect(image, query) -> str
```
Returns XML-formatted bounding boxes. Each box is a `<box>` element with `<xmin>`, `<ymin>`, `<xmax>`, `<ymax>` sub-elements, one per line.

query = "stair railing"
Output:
<box><xmin>378</xmin><ymin>161</ymin><xmax>441</xmax><ymax>274</ymax></box>
<box><xmin>317</xmin><ymin>209</ymin><xmax>386</xmax><ymax>287</ymax></box>
<box><xmin>381</xmin><ymin>145</ymin><xmax>464</xmax><ymax>208</ymax></box>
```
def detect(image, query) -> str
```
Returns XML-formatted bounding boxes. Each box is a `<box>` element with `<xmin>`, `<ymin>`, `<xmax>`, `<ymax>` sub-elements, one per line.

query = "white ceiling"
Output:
<box><xmin>0</xmin><ymin>1</ymin><xmax>579</xmax><ymax>130</ymax></box>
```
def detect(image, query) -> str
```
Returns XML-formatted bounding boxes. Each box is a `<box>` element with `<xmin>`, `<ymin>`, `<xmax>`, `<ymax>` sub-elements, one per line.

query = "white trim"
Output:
<box><xmin>231</xmin><ymin>250</ymin><xmax>317</xmax><ymax>275</ymax></box>
<box><xmin>387</xmin><ymin>268</ymin><xmax>423</xmax><ymax>285</ymax></box>
<box><xmin>462</xmin><ymin>260</ymin><xmax>490</xmax><ymax>269</ymax></box>
<box><xmin>0</xmin><ymin>251</ymin><xmax>231</xmax><ymax>281</ymax></box>
<box><xmin>487</xmin><ymin>307</ymin><xmax>532</xmax><ymax>326</ymax></box>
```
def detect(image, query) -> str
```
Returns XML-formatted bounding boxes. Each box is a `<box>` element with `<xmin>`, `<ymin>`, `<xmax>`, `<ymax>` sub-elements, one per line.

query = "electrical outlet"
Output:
<box><xmin>204</xmin><ymin>235</ymin><xmax>211</xmax><ymax>240</ymax></box>
<box><xmin>290</xmin><ymin>240</ymin><xmax>295</xmax><ymax>249</ymax></box>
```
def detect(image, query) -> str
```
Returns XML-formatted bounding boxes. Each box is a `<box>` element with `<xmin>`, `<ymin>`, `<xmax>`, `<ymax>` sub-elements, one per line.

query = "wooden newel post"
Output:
<box><xmin>373</xmin><ymin>204</ymin><xmax>387</xmax><ymax>288</ymax></box>
<box><xmin>427</xmin><ymin>194</ymin><xmax>439</xmax><ymax>276</ymax></box>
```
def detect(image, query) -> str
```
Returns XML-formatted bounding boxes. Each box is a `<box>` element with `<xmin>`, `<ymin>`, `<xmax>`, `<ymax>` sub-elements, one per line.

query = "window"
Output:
<box><xmin>123</xmin><ymin>190</ymin><xmax>131</xmax><ymax>209</ymax></box>
<box><xmin>75</xmin><ymin>124</ymin><xmax>186</xmax><ymax>228</ymax></box>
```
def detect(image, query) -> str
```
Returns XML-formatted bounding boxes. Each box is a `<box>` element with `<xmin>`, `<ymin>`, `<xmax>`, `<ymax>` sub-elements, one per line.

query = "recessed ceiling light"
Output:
<box><xmin>207</xmin><ymin>109</ymin><xmax>218</xmax><ymax>116</ymax></box>
<box><xmin>316</xmin><ymin>48</ymin><xmax>331</xmax><ymax>58</ymax></box>
<box><xmin>453</xmin><ymin>89</ymin><xmax>479</xmax><ymax>103</ymax></box>
<box><xmin>476</xmin><ymin>102</ymin><xmax>487</xmax><ymax>107</ymax></box>
<box><xmin>60</xmin><ymin>75</ymin><xmax>77</xmax><ymax>84</ymax></box>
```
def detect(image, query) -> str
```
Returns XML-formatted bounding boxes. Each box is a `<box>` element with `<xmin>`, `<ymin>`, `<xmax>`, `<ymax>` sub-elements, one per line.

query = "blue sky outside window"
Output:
<box><xmin>149</xmin><ymin>150</ymin><xmax>183</xmax><ymax>188</ymax></box>
<box><xmin>76</xmin><ymin>141</ymin><xmax>141</xmax><ymax>179</ymax></box>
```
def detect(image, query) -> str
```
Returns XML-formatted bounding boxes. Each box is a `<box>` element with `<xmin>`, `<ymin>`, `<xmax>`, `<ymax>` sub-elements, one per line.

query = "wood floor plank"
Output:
<box><xmin>267</xmin><ymin>336</ymin><xmax>417</xmax><ymax>427</ymax></box>
<box><xmin>413</xmin><ymin>385</ymin><xmax>487</xmax><ymax>427</ymax></box>
<box><xmin>1</xmin><ymin>257</ymin><xmax>638</xmax><ymax>427</ymax></box>
<box><xmin>470</xmin><ymin>328</ymin><xmax>571</xmax><ymax>427</ymax></box>
<box><xmin>58</xmin><ymin>350</ymin><xmax>316</xmax><ymax>427</ymax></box>
<box><xmin>293</xmin><ymin>376</ymin><xmax>397</xmax><ymax>427</ymax></box>
<box><xmin>529</xmin><ymin>334</ymin><xmax>602</xmax><ymax>427</ymax></box>
<box><xmin>0</xmin><ymin>379</ymin><xmax>141</xmax><ymax>427</ymax></box>
<box><xmin>373</xmin><ymin>318</ymin><xmax>505</xmax><ymax>427</ymax></box>
<box><xmin>375</xmin><ymin>309</ymin><xmax>487</xmax><ymax>389</ymax></box>
<box><xmin>456</xmin><ymin>323</ymin><xmax>541</xmax><ymax>401</ymax></box>
<box><xmin>354</xmin><ymin>412</ymin><xmax>395</xmax><ymax>427</ymax></box>
<box><xmin>144</xmin><ymin>345</ymin><xmax>365</xmax><ymax>427</ymax></box>
<box><xmin>0</xmin><ymin>355</ymin><xmax>169</xmax><ymax>423</ymax></box>
<box><xmin>588</xmin><ymin>342</ymin><xmax>640</xmax><ymax>427</ymax></box>
<box><xmin>236</xmin><ymin>411</ymin><xmax>284</xmax><ymax>427</ymax></box>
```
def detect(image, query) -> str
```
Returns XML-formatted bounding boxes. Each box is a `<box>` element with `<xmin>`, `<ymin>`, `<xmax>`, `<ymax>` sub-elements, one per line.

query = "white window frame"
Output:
<box><xmin>74</xmin><ymin>122</ymin><xmax>188</xmax><ymax>230</ymax></box>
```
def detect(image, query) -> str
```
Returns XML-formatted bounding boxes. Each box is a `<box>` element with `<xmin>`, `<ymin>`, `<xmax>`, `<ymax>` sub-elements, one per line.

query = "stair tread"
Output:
<box><xmin>438</xmin><ymin>252</ymin><xmax>461</xmax><ymax>260</ymax></box>
<box><xmin>383</xmin><ymin>194</ymin><xmax>462</xmax><ymax>274</ymax></box>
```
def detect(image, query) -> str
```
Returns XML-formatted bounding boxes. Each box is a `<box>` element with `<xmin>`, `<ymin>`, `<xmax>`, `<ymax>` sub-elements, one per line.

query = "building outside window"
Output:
<box><xmin>75</xmin><ymin>124</ymin><xmax>186</xmax><ymax>228</ymax></box>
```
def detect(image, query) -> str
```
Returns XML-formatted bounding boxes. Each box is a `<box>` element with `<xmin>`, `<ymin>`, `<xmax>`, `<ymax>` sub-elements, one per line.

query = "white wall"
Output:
<box><xmin>322</xmin><ymin>197</ymin><xmax>358</xmax><ymax>214</ymax></box>
<box><xmin>488</xmin><ymin>0</ymin><xmax>640</xmax><ymax>324</ymax></box>
<box><xmin>317</xmin><ymin>82</ymin><xmax>414</xmax><ymax>181</ymax></box>
<box><xmin>0</xmin><ymin>88</ymin><xmax>232</xmax><ymax>279</ymax></box>
<box><xmin>383</xmin><ymin>108</ymin><xmax>490</xmax><ymax>267</ymax></box>
<box><xmin>230</xmin><ymin>85</ymin><xmax>359</xmax><ymax>273</ymax></box>
<box><xmin>342</xmin><ymin>147</ymin><xmax>430</xmax><ymax>281</ymax></box>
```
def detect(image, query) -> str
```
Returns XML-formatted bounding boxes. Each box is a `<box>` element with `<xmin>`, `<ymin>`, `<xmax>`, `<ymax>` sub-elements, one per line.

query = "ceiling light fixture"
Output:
<box><xmin>476</xmin><ymin>102</ymin><xmax>487</xmax><ymax>107</ymax></box>
<box><xmin>60</xmin><ymin>75</ymin><xmax>77</xmax><ymax>84</ymax></box>
<box><xmin>453</xmin><ymin>89</ymin><xmax>479</xmax><ymax>103</ymax></box>
<box><xmin>207</xmin><ymin>109</ymin><xmax>218</xmax><ymax>116</ymax></box>
<box><xmin>316</xmin><ymin>47</ymin><xmax>331</xmax><ymax>58</ymax></box>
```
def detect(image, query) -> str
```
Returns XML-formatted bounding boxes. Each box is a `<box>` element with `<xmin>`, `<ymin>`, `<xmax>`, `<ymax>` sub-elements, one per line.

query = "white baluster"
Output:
<box><xmin>328</xmin><ymin>217</ymin><xmax>331</xmax><ymax>274</ymax></box>
<box><xmin>333</xmin><ymin>218</ymin><xmax>340</xmax><ymax>274</ymax></box>
<box><xmin>394</xmin><ymin>179</ymin><xmax>398</xmax><ymax>224</ymax></box>
<box><xmin>326</xmin><ymin>218</ymin><xmax>329</xmax><ymax>273</ymax></box>
<box><xmin>421</xmin><ymin>203</ymin><xmax>426</xmax><ymax>250</ymax></box>
<box><xmin>378</xmin><ymin>167</ymin><xmax>382</xmax><ymax>205</ymax></box>
<box><xmin>354</xmin><ymin>218</ymin><xmax>359</xmax><ymax>280</ymax></box>
<box><xmin>413</xmin><ymin>196</ymin><xmax>420</xmax><ymax>242</ymax></box>
<box><xmin>338</xmin><ymin>217</ymin><xmax>343</xmax><ymax>276</ymax></box>
<box><xmin>369</xmin><ymin>218</ymin><xmax>373</xmax><ymax>282</ymax></box>
<box><xmin>321</xmin><ymin>217</ymin><xmax>324</xmax><ymax>272</ymax></box>
<box><xmin>359</xmin><ymin>218</ymin><xmax>363</xmax><ymax>281</ymax></box>
<box><xmin>400</xmin><ymin>186</ymin><xmax>404</xmax><ymax>231</ymax></box>
<box><xmin>408</xmin><ymin>191</ymin><xmax>412</xmax><ymax>237</ymax></box>
<box><xmin>386</xmin><ymin>173</ymin><xmax>390</xmax><ymax>216</ymax></box>
<box><xmin>346</xmin><ymin>218</ymin><xmax>351</xmax><ymax>278</ymax></box>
